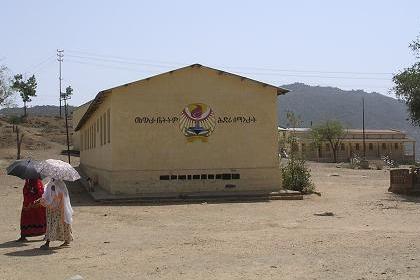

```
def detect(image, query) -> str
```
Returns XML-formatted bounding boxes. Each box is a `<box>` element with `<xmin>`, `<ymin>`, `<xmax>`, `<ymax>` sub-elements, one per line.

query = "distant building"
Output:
<box><xmin>73</xmin><ymin>64</ymin><xmax>289</xmax><ymax>196</ymax></box>
<box><xmin>279</xmin><ymin>127</ymin><xmax>416</xmax><ymax>162</ymax></box>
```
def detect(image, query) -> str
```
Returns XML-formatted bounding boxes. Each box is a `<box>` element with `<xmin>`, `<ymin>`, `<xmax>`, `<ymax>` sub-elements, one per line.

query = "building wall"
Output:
<box><xmin>71</xmin><ymin>101</ymin><xmax>92</xmax><ymax>150</ymax></box>
<box><xmin>280</xmin><ymin>129</ymin><xmax>411</xmax><ymax>162</ymax></box>
<box><xmin>78</xmin><ymin>97</ymin><xmax>113</xmax><ymax>192</ymax></box>
<box><xmin>81</xmin><ymin>66</ymin><xmax>282</xmax><ymax>195</ymax></box>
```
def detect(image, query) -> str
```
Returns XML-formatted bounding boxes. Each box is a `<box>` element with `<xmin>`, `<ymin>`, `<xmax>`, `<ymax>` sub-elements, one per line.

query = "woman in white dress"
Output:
<box><xmin>36</xmin><ymin>178</ymin><xmax>73</xmax><ymax>250</ymax></box>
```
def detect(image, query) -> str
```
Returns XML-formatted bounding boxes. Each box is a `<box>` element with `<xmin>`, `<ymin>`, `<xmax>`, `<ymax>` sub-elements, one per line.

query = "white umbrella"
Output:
<box><xmin>34</xmin><ymin>159</ymin><xmax>81</xmax><ymax>181</ymax></box>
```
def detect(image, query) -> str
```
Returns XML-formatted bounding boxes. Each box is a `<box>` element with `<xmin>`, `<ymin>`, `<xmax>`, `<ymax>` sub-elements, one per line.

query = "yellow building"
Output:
<box><xmin>279</xmin><ymin>127</ymin><xmax>416</xmax><ymax>162</ymax></box>
<box><xmin>74</xmin><ymin>64</ymin><xmax>289</xmax><ymax>196</ymax></box>
<box><xmin>71</xmin><ymin>100</ymin><xmax>92</xmax><ymax>151</ymax></box>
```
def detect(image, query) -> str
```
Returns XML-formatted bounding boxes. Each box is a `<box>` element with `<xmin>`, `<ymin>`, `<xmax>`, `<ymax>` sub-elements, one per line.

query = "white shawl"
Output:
<box><xmin>42</xmin><ymin>179</ymin><xmax>74</xmax><ymax>224</ymax></box>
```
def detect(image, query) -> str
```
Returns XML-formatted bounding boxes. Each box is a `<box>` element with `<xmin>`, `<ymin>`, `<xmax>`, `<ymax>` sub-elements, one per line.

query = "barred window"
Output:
<box><xmin>107</xmin><ymin>109</ymin><xmax>111</xmax><ymax>143</ymax></box>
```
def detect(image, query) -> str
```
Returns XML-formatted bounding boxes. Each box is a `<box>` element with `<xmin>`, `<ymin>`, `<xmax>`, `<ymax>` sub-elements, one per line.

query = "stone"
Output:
<box><xmin>314</xmin><ymin>212</ymin><xmax>334</xmax><ymax>216</ymax></box>
<box><xmin>67</xmin><ymin>275</ymin><xmax>84</xmax><ymax>280</ymax></box>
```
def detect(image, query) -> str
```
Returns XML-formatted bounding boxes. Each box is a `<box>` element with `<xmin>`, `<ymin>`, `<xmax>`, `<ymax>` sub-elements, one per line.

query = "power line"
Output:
<box><xmin>66</xmin><ymin>59</ymin><xmax>160</xmax><ymax>73</ymax></box>
<box><xmin>66</xmin><ymin>49</ymin><xmax>183</xmax><ymax>66</ymax></box>
<box><xmin>219</xmin><ymin>65</ymin><xmax>394</xmax><ymax>76</ymax></box>
<box><xmin>66</xmin><ymin>54</ymin><xmax>177</xmax><ymax>68</ymax></box>
<box><xmin>66</xmin><ymin>55</ymin><xmax>392</xmax><ymax>81</ymax></box>
<box><xmin>66</xmin><ymin>49</ymin><xmax>394</xmax><ymax>76</ymax></box>
<box><xmin>24</xmin><ymin>55</ymin><xmax>55</xmax><ymax>75</ymax></box>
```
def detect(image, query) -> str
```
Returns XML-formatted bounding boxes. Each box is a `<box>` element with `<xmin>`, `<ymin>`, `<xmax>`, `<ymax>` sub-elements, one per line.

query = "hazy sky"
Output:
<box><xmin>1</xmin><ymin>0</ymin><xmax>420</xmax><ymax>107</ymax></box>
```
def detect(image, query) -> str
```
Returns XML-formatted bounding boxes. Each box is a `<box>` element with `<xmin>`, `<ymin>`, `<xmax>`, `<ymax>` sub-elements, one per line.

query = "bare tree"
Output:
<box><xmin>0</xmin><ymin>65</ymin><xmax>15</xmax><ymax>107</ymax></box>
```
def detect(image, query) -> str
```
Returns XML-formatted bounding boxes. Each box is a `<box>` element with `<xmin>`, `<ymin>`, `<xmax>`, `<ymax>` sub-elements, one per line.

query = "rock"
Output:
<box><xmin>314</xmin><ymin>212</ymin><xmax>335</xmax><ymax>216</ymax></box>
<box><xmin>67</xmin><ymin>275</ymin><xmax>84</xmax><ymax>280</ymax></box>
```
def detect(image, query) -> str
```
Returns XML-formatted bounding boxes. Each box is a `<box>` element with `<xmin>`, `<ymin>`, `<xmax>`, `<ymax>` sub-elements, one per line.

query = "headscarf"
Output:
<box><xmin>42</xmin><ymin>178</ymin><xmax>74</xmax><ymax>224</ymax></box>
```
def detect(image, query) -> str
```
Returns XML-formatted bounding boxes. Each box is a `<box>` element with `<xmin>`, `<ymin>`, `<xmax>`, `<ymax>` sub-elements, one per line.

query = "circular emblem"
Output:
<box><xmin>179</xmin><ymin>103</ymin><xmax>216</xmax><ymax>141</ymax></box>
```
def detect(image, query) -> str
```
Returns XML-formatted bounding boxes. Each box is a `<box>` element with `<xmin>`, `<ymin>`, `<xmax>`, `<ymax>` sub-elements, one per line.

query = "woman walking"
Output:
<box><xmin>38</xmin><ymin>178</ymin><xmax>73</xmax><ymax>250</ymax></box>
<box><xmin>17</xmin><ymin>178</ymin><xmax>46</xmax><ymax>242</ymax></box>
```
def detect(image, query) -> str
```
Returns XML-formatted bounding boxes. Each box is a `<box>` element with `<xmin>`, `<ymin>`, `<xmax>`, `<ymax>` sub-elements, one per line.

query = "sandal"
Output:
<box><xmin>40</xmin><ymin>244</ymin><xmax>50</xmax><ymax>250</ymax></box>
<box><xmin>59</xmin><ymin>242</ymin><xmax>70</xmax><ymax>247</ymax></box>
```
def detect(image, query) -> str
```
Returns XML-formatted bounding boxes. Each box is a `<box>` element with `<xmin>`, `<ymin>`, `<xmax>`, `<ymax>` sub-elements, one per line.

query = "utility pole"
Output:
<box><xmin>362</xmin><ymin>96</ymin><xmax>366</xmax><ymax>159</ymax></box>
<box><xmin>57</xmin><ymin>49</ymin><xmax>64</xmax><ymax>118</ymax></box>
<box><xmin>62</xmin><ymin>86</ymin><xmax>73</xmax><ymax>164</ymax></box>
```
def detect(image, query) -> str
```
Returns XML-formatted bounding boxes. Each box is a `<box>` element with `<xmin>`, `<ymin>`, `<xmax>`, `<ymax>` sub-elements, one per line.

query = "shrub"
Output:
<box><xmin>282</xmin><ymin>159</ymin><xmax>315</xmax><ymax>194</ymax></box>
<box><xmin>8</xmin><ymin>115</ymin><xmax>25</xmax><ymax>124</ymax></box>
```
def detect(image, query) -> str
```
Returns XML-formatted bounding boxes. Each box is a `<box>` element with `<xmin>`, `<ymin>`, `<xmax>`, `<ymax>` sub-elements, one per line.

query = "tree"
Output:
<box><xmin>392</xmin><ymin>35</ymin><xmax>420</xmax><ymax>125</ymax></box>
<box><xmin>311</xmin><ymin>120</ymin><xmax>346</xmax><ymax>163</ymax></box>
<box><xmin>281</xmin><ymin>112</ymin><xmax>315</xmax><ymax>194</ymax></box>
<box><xmin>11</xmin><ymin>74</ymin><xmax>37</xmax><ymax>117</ymax></box>
<box><xmin>63</xmin><ymin>85</ymin><xmax>73</xmax><ymax>100</ymax></box>
<box><xmin>0</xmin><ymin>65</ymin><xmax>15</xmax><ymax>107</ymax></box>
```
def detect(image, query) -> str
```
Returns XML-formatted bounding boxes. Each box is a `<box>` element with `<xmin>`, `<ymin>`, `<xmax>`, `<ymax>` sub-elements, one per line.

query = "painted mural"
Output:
<box><xmin>179</xmin><ymin>103</ymin><xmax>216</xmax><ymax>142</ymax></box>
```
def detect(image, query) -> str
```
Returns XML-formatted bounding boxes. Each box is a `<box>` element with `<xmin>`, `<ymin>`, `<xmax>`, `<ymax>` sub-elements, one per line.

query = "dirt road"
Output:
<box><xmin>1</xmin><ymin>152</ymin><xmax>419</xmax><ymax>279</ymax></box>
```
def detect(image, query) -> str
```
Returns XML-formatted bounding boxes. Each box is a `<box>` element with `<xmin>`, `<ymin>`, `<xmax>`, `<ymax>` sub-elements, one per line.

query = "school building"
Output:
<box><xmin>279</xmin><ymin>127</ymin><xmax>416</xmax><ymax>162</ymax></box>
<box><xmin>73</xmin><ymin>64</ymin><xmax>289</xmax><ymax>196</ymax></box>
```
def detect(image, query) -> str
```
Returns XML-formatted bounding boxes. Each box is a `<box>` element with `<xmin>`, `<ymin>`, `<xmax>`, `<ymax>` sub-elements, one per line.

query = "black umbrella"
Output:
<box><xmin>6</xmin><ymin>159</ymin><xmax>41</xmax><ymax>180</ymax></box>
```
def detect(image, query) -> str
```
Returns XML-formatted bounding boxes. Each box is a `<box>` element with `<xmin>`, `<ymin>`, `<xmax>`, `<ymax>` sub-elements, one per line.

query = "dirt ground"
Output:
<box><xmin>1</xmin><ymin>149</ymin><xmax>420</xmax><ymax>280</ymax></box>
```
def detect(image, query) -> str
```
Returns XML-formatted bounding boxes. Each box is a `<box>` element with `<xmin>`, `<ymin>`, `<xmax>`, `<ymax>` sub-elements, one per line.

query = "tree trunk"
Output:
<box><xmin>332</xmin><ymin>147</ymin><xmax>337</xmax><ymax>163</ymax></box>
<box><xmin>23</xmin><ymin>102</ymin><xmax>27</xmax><ymax>117</ymax></box>
<box><xmin>16</xmin><ymin>126</ymin><xmax>24</xmax><ymax>159</ymax></box>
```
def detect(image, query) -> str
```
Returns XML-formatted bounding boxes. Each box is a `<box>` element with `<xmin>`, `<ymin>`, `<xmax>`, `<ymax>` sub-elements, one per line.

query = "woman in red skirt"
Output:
<box><xmin>17</xmin><ymin>178</ymin><xmax>46</xmax><ymax>242</ymax></box>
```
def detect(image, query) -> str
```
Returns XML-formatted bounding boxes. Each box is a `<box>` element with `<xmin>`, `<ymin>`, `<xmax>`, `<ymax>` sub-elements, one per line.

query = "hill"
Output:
<box><xmin>0</xmin><ymin>105</ymin><xmax>76</xmax><ymax>117</ymax></box>
<box><xmin>278</xmin><ymin>83</ymin><xmax>420</xmax><ymax>158</ymax></box>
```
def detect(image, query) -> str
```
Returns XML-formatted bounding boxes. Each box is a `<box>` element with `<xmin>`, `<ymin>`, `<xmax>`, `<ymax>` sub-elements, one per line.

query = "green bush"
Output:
<box><xmin>282</xmin><ymin>159</ymin><xmax>314</xmax><ymax>194</ymax></box>
<box><xmin>8</xmin><ymin>115</ymin><xmax>25</xmax><ymax>124</ymax></box>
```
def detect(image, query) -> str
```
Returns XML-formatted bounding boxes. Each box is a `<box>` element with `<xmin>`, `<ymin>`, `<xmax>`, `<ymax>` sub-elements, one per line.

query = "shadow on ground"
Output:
<box><xmin>66</xmin><ymin>180</ymin><xmax>272</xmax><ymax>207</ymax></box>
<box><xmin>382</xmin><ymin>192</ymin><xmax>420</xmax><ymax>204</ymax></box>
<box><xmin>4</xmin><ymin>247</ymin><xmax>57</xmax><ymax>257</ymax></box>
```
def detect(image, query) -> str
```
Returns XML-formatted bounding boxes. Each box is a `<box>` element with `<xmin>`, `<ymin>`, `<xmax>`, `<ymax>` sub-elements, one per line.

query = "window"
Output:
<box><xmin>325</xmin><ymin>143</ymin><xmax>330</xmax><ymax>151</ymax></box>
<box><xmin>94</xmin><ymin>123</ymin><xmax>96</xmax><ymax>148</ymax></box>
<box><xmin>100</xmin><ymin>116</ymin><xmax>103</xmax><ymax>146</ymax></box>
<box><xmin>341</xmin><ymin>143</ymin><xmax>345</xmax><ymax>151</ymax></box>
<box><xmin>394</xmin><ymin>143</ymin><xmax>399</xmax><ymax>150</ymax></box>
<box><xmin>158</xmin><ymin>173</ymin><xmax>240</xmax><ymax>181</ymax></box>
<box><xmin>355</xmin><ymin>143</ymin><xmax>360</xmax><ymax>150</ymax></box>
<box><xmin>103</xmin><ymin>113</ymin><xmax>106</xmax><ymax>145</ymax></box>
<box><xmin>382</xmin><ymin>143</ymin><xmax>386</xmax><ymax>150</ymax></box>
<box><xmin>222</xmin><ymin>173</ymin><xmax>232</xmax><ymax>180</ymax></box>
<box><xmin>369</xmin><ymin>143</ymin><xmax>373</xmax><ymax>151</ymax></box>
<box><xmin>107</xmin><ymin>109</ymin><xmax>111</xmax><ymax>143</ymax></box>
